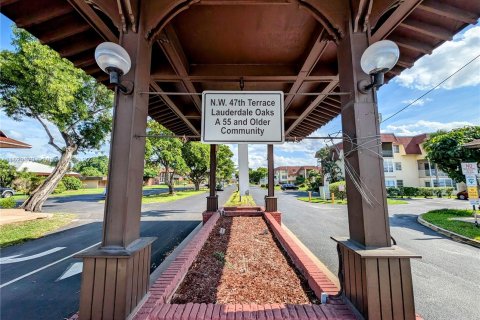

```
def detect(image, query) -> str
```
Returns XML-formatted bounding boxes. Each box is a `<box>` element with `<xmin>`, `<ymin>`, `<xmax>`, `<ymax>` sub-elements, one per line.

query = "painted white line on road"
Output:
<box><xmin>0</xmin><ymin>242</ymin><xmax>100</xmax><ymax>289</ymax></box>
<box><xmin>0</xmin><ymin>247</ymin><xmax>66</xmax><ymax>264</ymax></box>
<box><xmin>56</xmin><ymin>262</ymin><xmax>83</xmax><ymax>281</ymax></box>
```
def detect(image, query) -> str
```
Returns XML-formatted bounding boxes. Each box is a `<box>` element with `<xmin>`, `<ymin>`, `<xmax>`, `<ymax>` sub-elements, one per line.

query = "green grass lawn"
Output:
<box><xmin>224</xmin><ymin>191</ymin><xmax>256</xmax><ymax>207</ymax></box>
<box><xmin>141</xmin><ymin>190</ymin><xmax>206</xmax><ymax>204</ymax></box>
<box><xmin>297</xmin><ymin>197</ymin><xmax>408</xmax><ymax>205</ymax></box>
<box><xmin>0</xmin><ymin>213</ymin><xmax>76</xmax><ymax>247</ymax></box>
<box><xmin>422</xmin><ymin>209</ymin><xmax>480</xmax><ymax>241</ymax></box>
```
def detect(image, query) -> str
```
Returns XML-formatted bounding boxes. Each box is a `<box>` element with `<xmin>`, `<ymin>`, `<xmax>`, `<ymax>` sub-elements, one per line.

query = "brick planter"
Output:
<box><xmin>133</xmin><ymin>209</ymin><xmax>356</xmax><ymax>320</ymax></box>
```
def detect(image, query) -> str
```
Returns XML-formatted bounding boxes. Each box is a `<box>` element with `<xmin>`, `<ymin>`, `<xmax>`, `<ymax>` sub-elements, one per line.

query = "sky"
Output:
<box><xmin>0</xmin><ymin>14</ymin><xmax>479</xmax><ymax>169</ymax></box>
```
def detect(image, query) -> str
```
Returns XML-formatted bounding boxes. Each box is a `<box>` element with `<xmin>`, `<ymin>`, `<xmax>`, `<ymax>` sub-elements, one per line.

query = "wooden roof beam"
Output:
<box><xmin>150</xmin><ymin>82</ymin><xmax>199</xmax><ymax>135</ymax></box>
<box><xmin>400</xmin><ymin>19</ymin><xmax>452</xmax><ymax>41</ymax></box>
<box><xmin>68</xmin><ymin>0</ymin><xmax>118</xmax><ymax>42</ymax></box>
<box><xmin>13</xmin><ymin>4</ymin><xmax>73</xmax><ymax>28</ymax></box>
<box><xmin>37</xmin><ymin>20</ymin><xmax>91</xmax><ymax>45</ymax></box>
<box><xmin>159</xmin><ymin>25</ymin><xmax>201</xmax><ymax>112</ymax></box>
<box><xmin>390</xmin><ymin>35</ymin><xmax>432</xmax><ymax>55</ymax></box>
<box><xmin>284</xmin><ymin>30</ymin><xmax>329</xmax><ymax>111</ymax></box>
<box><xmin>418</xmin><ymin>0</ymin><xmax>477</xmax><ymax>24</ymax></box>
<box><xmin>285</xmin><ymin>80</ymin><xmax>339</xmax><ymax>135</ymax></box>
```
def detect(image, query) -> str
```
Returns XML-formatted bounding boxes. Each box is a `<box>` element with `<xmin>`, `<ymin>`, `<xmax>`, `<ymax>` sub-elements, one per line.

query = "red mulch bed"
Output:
<box><xmin>171</xmin><ymin>216</ymin><xmax>317</xmax><ymax>304</ymax></box>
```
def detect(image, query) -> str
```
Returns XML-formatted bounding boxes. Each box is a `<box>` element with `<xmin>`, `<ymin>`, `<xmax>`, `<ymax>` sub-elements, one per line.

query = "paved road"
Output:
<box><xmin>251</xmin><ymin>186</ymin><xmax>479</xmax><ymax>320</ymax></box>
<box><xmin>0</xmin><ymin>186</ymin><xmax>234</xmax><ymax>320</ymax></box>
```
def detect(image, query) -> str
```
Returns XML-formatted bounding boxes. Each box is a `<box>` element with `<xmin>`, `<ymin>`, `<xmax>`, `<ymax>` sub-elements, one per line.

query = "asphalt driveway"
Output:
<box><xmin>250</xmin><ymin>186</ymin><xmax>479</xmax><ymax>320</ymax></box>
<box><xmin>1</xmin><ymin>186</ymin><xmax>234</xmax><ymax>320</ymax></box>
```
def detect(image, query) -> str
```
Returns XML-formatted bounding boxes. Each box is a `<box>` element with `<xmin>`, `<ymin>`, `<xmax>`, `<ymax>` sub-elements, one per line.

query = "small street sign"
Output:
<box><xmin>467</xmin><ymin>186</ymin><xmax>479</xmax><ymax>201</ymax></box>
<box><xmin>201</xmin><ymin>91</ymin><xmax>284</xmax><ymax>144</ymax></box>
<box><xmin>461</xmin><ymin>162</ymin><xmax>478</xmax><ymax>175</ymax></box>
<box><xmin>465</xmin><ymin>175</ymin><xmax>478</xmax><ymax>187</ymax></box>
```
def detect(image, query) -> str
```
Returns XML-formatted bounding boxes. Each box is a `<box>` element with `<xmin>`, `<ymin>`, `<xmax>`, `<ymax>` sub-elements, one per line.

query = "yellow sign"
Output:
<box><xmin>467</xmin><ymin>187</ymin><xmax>479</xmax><ymax>199</ymax></box>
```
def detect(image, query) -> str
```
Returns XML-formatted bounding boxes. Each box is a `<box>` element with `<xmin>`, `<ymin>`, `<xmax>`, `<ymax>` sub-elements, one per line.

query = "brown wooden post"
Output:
<box><xmin>207</xmin><ymin>144</ymin><xmax>218</xmax><ymax>211</ymax></box>
<box><xmin>265</xmin><ymin>144</ymin><xmax>277</xmax><ymax>212</ymax></box>
<box><xmin>333</xmin><ymin>7</ymin><xmax>420</xmax><ymax>319</ymax></box>
<box><xmin>76</xmin><ymin>8</ymin><xmax>155</xmax><ymax>320</ymax></box>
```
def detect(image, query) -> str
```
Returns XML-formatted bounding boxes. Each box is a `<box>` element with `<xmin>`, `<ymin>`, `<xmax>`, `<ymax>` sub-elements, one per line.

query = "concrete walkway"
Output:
<box><xmin>0</xmin><ymin>209</ymin><xmax>52</xmax><ymax>226</ymax></box>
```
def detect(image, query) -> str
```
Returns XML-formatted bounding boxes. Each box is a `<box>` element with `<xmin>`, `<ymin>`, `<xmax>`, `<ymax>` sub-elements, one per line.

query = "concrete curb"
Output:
<box><xmin>417</xmin><ymin>214</ymin><xmax>480</xmax><ymax>249</ymax></box>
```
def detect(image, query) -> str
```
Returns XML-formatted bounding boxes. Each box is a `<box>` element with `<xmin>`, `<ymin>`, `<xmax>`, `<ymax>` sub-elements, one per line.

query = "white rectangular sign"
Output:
<box><xmin>461</xmin><ymin>162</ymin><xmax>478</xmax><ymax>175</ymax></box>
<box><xmin>201</xmin><ymin>91</ymin><xmax>284</xmax><ymax>144</ymax></box>
<box><xmin>465</xmin><ymin>175</ymin><xmax>478</xmax><ymax>187</ymax></box>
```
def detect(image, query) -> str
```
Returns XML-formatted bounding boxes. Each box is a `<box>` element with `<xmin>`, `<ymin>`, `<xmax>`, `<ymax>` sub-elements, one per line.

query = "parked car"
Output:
<box><xmin>456</xmin><ymin>190</ymin><xmax>468</xmax><ymax>200</ymax></box>
<box><xmin>0</xmin><ymin>187</ymin><xmax>15</xmax><ymax>198</ymax></box>
<box><xmin>281</xmin><ymin>183</ymin><xmax>299</xmax><ymax>191</ymax></box>
<box><xmin>215</xmin><ymin>184</ymin><xmax>224</xmax><ymax>191</ymax></box>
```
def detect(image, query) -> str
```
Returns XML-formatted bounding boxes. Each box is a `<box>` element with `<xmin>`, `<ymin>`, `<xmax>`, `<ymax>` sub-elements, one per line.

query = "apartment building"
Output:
<box><xmin>324</xmin><ymin>133</ymin><xmax>455</xmax><ymax>188</ymax></box>
<box><xmin>274</xmin><ymin>166</ymin><xmax>320</xmax><ymax>184</ymax></box>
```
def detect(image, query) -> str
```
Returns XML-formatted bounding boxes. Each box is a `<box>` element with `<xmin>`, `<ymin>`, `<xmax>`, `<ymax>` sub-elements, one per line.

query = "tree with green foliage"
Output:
<box><xmin>182</xmin><ymin>142</ymin><xmax>210</xmax><ymax>190</ymax></box>
<box><xmin>216</xmin><ymin>145</ymin><xmax>235</xmax><ymax>183</ymax></box>
<box><xmin>0</xmin><ymin>160</ymin><xmax>17</xmax><ymax>187</ymax></box>
<box><xmin>424</xmin><ymin>126</ymin><xmax>480</xmax><ymax>183</ymax></box>
<box><xmin>145</xmin><ymin>121</ymin><xmax>187</xmax><ymax>194</ymax></box>
<box><xmin>143</xmin><ymin>164</ymin><xmax>159</xmax><ymax>182</ymax></box>
<box><xmin>315</xmin><ymin>146</ymin><xmax>343</xmax><ymax>183</ymax></box>
<box><xmin>62</xmin><ymin>176</ymin><xmax>83</xmax><ymax>190</ymax></box>
<box><xmin>307</xmin><ymin>171</ymin><xmax>323</xmax><ymax>191</ymax></box>
<box><xmin>249</xmin><ymin>167</ymin><xmax>267</xmax><ymax>184</ymax></box>
<box><xmin>0</xmin><ymin>28</ymin><xmax>113</xmax><ymax>211</ymax></box>
<box><xmin>73</xmin><ymin>156</ymin><xmax>109</xmax><ymax>177</ymax></box>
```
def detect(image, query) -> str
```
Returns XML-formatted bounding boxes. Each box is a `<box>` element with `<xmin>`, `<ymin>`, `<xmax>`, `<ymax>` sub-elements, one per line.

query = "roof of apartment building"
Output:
<box><xmin>463</xmin><ymin>139</ymin><xmax>480</xmax><ymax>149</ymax></box>
<box><xmin>14</xmin><ymin>161</ymin><xmax>80</xmax><ymax>177</ymax></box>
<box><xmin>0</xmin><ymin>130</ymin><xmax>32</xmax><ymax>149</ymax></box>
<box><xmin>274</xmin><ymin>166</ymin><xmax>319</xmax><ymax>176</ymax></box>
<box><xmin>326</xmin><ymin>133</ymin><xmax>428</xmax><ymax>156</ymax></box>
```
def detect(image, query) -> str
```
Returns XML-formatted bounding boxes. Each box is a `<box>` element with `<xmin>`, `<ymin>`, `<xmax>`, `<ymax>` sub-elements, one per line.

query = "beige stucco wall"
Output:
<box><xmin>82</xmin><ymin>180</ymin><xmax>100</xmax><ymax>189</ymax></box>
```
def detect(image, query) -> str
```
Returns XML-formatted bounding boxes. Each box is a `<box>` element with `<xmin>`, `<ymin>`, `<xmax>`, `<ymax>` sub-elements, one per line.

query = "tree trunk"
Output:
<box><xmin>22</xmin><ymin>146</ymin><xmax>76</xmax><ymax>212</ymax></box>
<box><xmin>167</xmin><ymin>171</ymin><xmax>175</xmax><ymax>195</ymax></box>
<box><xmin>194</xmin><ymin>181</ymin><xmax>200</xmax><ymax>191</ymax></box>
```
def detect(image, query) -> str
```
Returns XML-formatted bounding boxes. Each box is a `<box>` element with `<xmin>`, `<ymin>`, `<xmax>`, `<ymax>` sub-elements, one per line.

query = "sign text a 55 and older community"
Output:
<box><xmin>201</xmin><ymin>91</ymin><xmax>284</xmax><ymax>144</ymax></box>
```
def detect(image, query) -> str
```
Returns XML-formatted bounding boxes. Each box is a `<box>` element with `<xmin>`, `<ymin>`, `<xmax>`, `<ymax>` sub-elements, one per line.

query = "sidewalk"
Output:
<box><xmin>0</xmin><ymin>208</ymin><xmax>52</xmax><ymax>226</ymax></box>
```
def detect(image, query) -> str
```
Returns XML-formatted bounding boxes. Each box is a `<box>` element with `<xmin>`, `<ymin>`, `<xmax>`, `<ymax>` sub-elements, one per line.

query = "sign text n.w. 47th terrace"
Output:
<box><xmin>201</xmin><ymin>91</ymin><xmax>284</xmax><ymax>144</ymax></box>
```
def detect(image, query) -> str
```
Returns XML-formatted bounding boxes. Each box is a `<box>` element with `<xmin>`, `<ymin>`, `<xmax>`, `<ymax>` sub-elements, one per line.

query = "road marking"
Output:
<box><xmin>0</xmin><ymin>247</ymin><xmax>66</xmax><ymax>264</ymax></box>
<box><xmin>56</xmin><ymin>262</ymin><xmax>83</xmax><ymax>281</ymax></box>
<box><xmin>0</xmin><ymin>242</ymin><xmax>100</xmax><ymax>289</ymax></box>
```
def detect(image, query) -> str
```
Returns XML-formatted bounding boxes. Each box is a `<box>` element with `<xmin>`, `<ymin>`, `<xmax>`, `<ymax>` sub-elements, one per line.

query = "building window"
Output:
<box><xmin>385</xmin><ymin>179</ymin><xmax>396</xmax><ymax>187</ymax></box>
<box><xmin>395</xmin><ymin>162</ymin><xmax>402</xmax><ymax>171</ymax></box>
<box><xmin>382</xmin><ymin>142</ymin><xmax>393</xmax><ymax>157</ymax></box>
<box><xmin>425</xmin><ymin>181</ymin><xmax>431</xmax><ymax>187</ymax></box>
<box><xmin>433</xmin><ymin>178</ymin><xmax>454</xmax><ymax>187</ymax></box>
<box><xmin>384</xmin><ymin>160</ymin><xmax>394</xmax><ymax>173</ymax></box>
<box><xmin>393</xmin><ymin>145</ymin><xmax>400</xmax><ymax>153</ymax></box>
<box><xmin>396</xmin><ymin>180</ymin><xmax>404</xmax><ymax>188</ymax></box>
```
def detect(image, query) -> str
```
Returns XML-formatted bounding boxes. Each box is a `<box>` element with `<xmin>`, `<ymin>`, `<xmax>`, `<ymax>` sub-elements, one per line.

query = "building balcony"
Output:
<box><xmin>418</xmin><ymin>169</ymin><xmax>449</xmax><ymax>178</ymax></box>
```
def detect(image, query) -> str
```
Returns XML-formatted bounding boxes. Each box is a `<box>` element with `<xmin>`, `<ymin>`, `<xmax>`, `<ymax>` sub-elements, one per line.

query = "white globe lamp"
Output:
<box><xmin>94</xmin><ymin>42</ymin><xmax>133</xmax><ymax>94</ymax></box>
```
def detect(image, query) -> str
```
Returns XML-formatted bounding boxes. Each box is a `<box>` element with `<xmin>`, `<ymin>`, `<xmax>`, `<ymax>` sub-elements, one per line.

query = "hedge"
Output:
<box><xmin>62</xmin><ymin>176</ymin><xmax>82</xmax><ymax>190</ymax></box>
<box><xmin>0</xmin><ymin>197</ymin><xmax>16</xmax><ymax>209</ymax></box>
<box><xmin>329</xmin><ymin>181</ymin><xmax>346</xmax><ymax>200</ymax></box>
<box><xmin>387</xmin><ymin>186</ymin><xmax>454</xmax><ymax>198</ymax></box>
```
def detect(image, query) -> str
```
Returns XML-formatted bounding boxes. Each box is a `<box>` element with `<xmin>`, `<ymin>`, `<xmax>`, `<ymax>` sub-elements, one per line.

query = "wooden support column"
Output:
<box><xmin>265</xmin><ymin>144</ymin><xmax>277</xmax><ymax>212</ymax></box>
<box><xmin>334</xmin><ymin>8</ymin><xmax>420</xmax><ymax>320</ymax></box>
<box><xmin>207</xmin><ymin>144</ymin><xmax>218</xmax><ymax>212</ymax></box>
<box><xmin>77</xmin><ymin>7</ymin><xmax>155</xmax><ymax>319</ymax></box>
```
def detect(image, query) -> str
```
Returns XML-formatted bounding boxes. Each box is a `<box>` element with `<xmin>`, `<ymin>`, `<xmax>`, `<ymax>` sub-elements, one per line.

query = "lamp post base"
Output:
<box><xmin>206</xmin><ymin>195</ymin><xmax>218</xmax><ymax>212</ymax></box>
<box><xmin>265</xmin><ymin>196</ymin><xmax>277</xmax><ymax>212</ymax></box>
<box><xmin>76</xmin><ymin>237</ymin><xmax>155</xmax><ymax>320</ymax></box>
<box><xmin>332</xmin><ymin>237</ymin><xmax>421</xmax><ymax>320</ymax></box>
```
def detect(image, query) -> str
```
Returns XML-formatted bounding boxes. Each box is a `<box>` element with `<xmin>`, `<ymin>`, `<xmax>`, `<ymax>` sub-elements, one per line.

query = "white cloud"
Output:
<box><xmin>400</xmin><ymin>98</ymin><xmax>432</xmax><ymax>107</ymax></box>
<box><xmin>384</xmin><ymin>120</ymin><xmax>475</xmax><ymax>135</ymax></box>
<box><xmin>395</xmin><ymin>26</ymin><xmax>480</xmax><ymax>90</ymax></box>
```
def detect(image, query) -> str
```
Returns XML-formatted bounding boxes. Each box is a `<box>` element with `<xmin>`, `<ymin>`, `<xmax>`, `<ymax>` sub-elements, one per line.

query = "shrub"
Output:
<box><xmin>62</xmin><ymin>176</ymin><xmax>82</xmax><ymax>190</ymax></box>
<box><xmin>445</xmin><ymin>187</ymin><xmax>454</xmax><ymax>198</ymax></box>
<box><xmin>387</xmin><ymin>187</ymin><xmax>401</xmax><ymax>198</ymax></box>
<box><xmin>418</xmin><ymin>187</ymin><xmax>434</xmax><ymax>198</ymax></box>
<box><xmin>12</xmin><ymin>171</ymin><xmax>45</xmax><ymax>195</ymax></box>
<box><xmin>260</xmin><ymin>184</ymin><xmax>266</xmax><ymax>188</ymax></box>
<box><xmin>403</xmin><ymin>187</ymin><xmax>419</xmax><ymax>197</ymax></box>
<box><xmin>53</xmin><ymin>181</ymin><xmax>67</xmax><ymax>194</ymax></box>
<box><xmin>0</xmin><ymin>197</ymin><xmax>16</xmax><ymax>209</ymax></box>
<box><xmin>329</xmin><ymin>181</ymin><xmax>346</xmax><ymax>200</ymax></box>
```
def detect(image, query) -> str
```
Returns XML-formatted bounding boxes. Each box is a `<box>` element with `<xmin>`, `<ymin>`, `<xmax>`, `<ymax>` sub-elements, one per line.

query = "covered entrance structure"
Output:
<box><xmin>2</xmin><ymin>0</ymin><xmax>479</xmax><ymax>319</ymax></box>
